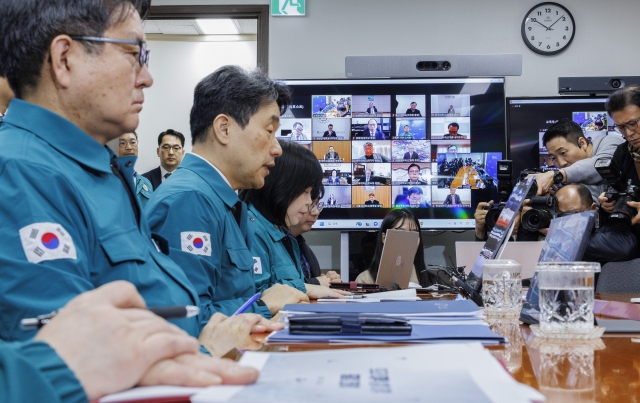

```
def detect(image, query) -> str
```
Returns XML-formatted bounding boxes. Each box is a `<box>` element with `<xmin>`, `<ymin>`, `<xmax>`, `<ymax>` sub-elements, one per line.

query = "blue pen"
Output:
<box><xmin>232</xmin><ymin>292</ymin><xmax>261</xmax><ymax>316</ymax></box>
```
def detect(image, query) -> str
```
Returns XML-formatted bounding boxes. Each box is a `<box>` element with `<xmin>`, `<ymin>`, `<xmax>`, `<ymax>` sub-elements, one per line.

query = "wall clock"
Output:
<box><xmin>521</xmin><ymin>2</ymin><xmax>575</xmax><ymax>55</ymax></box>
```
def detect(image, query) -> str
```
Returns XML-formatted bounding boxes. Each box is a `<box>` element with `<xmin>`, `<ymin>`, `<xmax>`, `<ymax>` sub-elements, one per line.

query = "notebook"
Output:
<box><xmin>455</xmin><ymin>241</ymin><xmax>545</xmax><ymax>279</ymax></box>
<box><xmin>375</xmin><ymin>229</ymin><xmax>420</xmax><ymax>289</ymax></box>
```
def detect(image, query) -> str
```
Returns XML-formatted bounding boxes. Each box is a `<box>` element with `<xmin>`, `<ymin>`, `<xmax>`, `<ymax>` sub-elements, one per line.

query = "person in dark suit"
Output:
<box><xmin>326</xmin><ymin>194</ymin><xmax>337</xmax><ymax>206</ymax></box>
<box><xmin>142</xmin><ymin>129</ymin><xmax>185</xmax><ymax>190</ymax></box>
<box><xmin>407</xmin><ymin>187</ymin><xmax>430</xmax><ymax>207</ymax></box>
<box><xmin>443</xmin><ymin>188</ymin><xmax>462</xmax><ymax>205</ymax></box>
<box><xmin>364</xmin><ymin>193</ymin><xmax>380</xmax><ymax>205</ymax></box>
<box><xmin>405</xmin><ymin>102</ymin><xmax>422</xmax><ymax>116</ymax></box>
<box><xmin>361</xmin><ymin>119</ymin><xmax>385</xmax><ymax>140</ymax></box>
<box><xmin>324</xmin><ymin>146</ymin><xmax>340</xmax><ymax>160</ymax></box>
<box><xmin>366</xmin><ymin>102</ymin><xmax>378</xmax><ymax>114</ymax></box>
<box><xmin>407</xmin><ymin>164</ymin><xmax>427</xmax><ymax>185</ymax></box>
<box><xmin>355</xmin><ymin>168</ymin><xmax>383</xmax><ymax>185</ymax></box>
<box><xmin>323</xmin><ymin>124</ymin><xmax>336</xmax><ymax>137</ymax></box>
<box><xmin>403</xmin><ymin>144</ymin><xmax>419</xmax><ymax>160</ymax></box>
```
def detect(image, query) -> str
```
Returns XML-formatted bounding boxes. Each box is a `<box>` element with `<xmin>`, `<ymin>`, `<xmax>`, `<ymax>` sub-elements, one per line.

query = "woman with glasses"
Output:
<box><xmin>289</xmin><ymin>198</ymin><xmax>342</xmax><ymax>287</ymax></box>
<box><xmin>355</xmin><ymin>209</ymin><xmax>441</xmax><ymax>287</ymax></box>
<box><xmin>240</xmin><ymin>141</ymin><xmax>348</xmax><ymax>299</ymax></box>
<box><xmin>600</xmin><ymin>85</ymin><xmax>640</xmax><ymax>230</ymax></box>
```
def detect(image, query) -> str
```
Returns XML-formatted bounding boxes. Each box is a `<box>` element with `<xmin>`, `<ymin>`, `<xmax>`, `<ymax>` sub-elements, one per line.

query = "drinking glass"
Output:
<box><xmin>482</xmin><ymin>259</ymin><xmax>522</xmax><ymax>318</ymax></box>
<box><xmin>537</xmin><ymin>262</ymin><xmax>601</xmax><ymax>334</ymax></box>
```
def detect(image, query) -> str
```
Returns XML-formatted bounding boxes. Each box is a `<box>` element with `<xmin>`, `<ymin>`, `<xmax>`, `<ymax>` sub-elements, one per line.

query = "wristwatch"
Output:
<box><xmin>553</xmin><ymin>170</ymin><xmax>564</xmax><ymax>184</ymax></box>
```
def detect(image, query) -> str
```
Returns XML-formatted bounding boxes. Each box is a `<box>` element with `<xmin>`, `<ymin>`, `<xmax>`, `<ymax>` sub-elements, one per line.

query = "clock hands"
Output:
<box><xmin>547</xmin><ymin>15</ymin><xmax>565</xmax><ymax>30</ymax></box>
<box><xmin>531</xmin><ymin>18</ymin><xmax>550</xmax><ymax>30</ymax></box>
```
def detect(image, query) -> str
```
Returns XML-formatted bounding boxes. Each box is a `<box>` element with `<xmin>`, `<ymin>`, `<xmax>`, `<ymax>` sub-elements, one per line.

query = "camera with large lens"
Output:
<box><xmin>595</xmin><ymin>157</ymin><xmax>640</xmax><ymax>231</ymax></box>
<box><xmin>521</xmin><ymin>195</ymin><xmax>558</xmax><ymax>232</ymax></box>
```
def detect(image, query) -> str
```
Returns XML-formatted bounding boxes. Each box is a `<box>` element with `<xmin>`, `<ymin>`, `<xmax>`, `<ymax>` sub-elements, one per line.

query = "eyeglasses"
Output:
<box><xmin>614</xmin><ymin>116</ymin><xmax>640</xmax><ymax>134</ymax></box>
<box><xmin>119</xmin><ymin>139</ymin><xmax>138</xmax><ymax>147</ymax></box>
<box><xmin>161</xmin><ymin>145</ymin><xmax>183</xmax><ymax>152</ymax></box>
<box><xmin>309</xmin><ymin>202</ymin><xmax>324</xmax><ymax>213</ymax></box>
<box><xmin>69</xmin><ymin>36</ymin><xmax>150</xmax><ymax>68</ymax></box>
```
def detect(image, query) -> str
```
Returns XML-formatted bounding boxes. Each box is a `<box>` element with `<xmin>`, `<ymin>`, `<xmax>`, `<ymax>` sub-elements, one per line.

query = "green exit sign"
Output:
<box><xmin>271</xmin><ymin>0</ymin><xmax>306</xmax><ymax>16</ymax></box>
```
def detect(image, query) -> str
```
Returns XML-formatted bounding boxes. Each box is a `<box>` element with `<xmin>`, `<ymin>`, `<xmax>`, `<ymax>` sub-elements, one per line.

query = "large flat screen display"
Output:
<box><xmin>507</xmin><ymin>96</ymin><xmax>622</xmax><ymax>182</ymax></box>
<box><xmin>281</xmin><ymin>78</ymin><xmax>507</xmax><ymax>230</ymax></box>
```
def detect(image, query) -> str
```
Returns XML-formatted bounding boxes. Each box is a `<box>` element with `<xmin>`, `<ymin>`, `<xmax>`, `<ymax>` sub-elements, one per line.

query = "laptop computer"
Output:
<box><xmin>376</xmin><ymin>229</ymin><xmax>420</xmax><ymax>289</ymax></box>
<box><xmin>455</xmin><ymin>241</ymin><xmax>544</xmax><ymax>279</ymax></box>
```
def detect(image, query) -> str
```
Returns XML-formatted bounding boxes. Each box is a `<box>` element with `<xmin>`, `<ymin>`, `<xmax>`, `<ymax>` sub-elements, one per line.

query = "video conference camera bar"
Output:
<box><xmin>558</xmin><ymin>76</ymin><xmax>640</xmax><ymax>95</ymax></box>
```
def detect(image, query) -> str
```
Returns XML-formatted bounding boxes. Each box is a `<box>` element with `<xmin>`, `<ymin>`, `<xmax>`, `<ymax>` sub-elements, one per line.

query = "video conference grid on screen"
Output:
<box><xmin>507</xmin><ymin>97</ymin><xmax>623</xmax><ymax>183</ymax></box>
<box><xmin>280</xmin><ymin>79</ymin><xmax>506</xmax><ymax>229</ymax></box>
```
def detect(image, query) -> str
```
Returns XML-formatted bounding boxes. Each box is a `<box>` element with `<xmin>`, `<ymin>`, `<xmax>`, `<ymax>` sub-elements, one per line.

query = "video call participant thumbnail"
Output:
<box><xmin>321</xmin><ymin>185</ymin><xmax>351</xmax><ymax>208</ymax></box>
<box><xmin>353</xmin><ymin>141</ymin><xmax>391</xmax><ymax>163</ymax></box>
<box><xmin>352</xmin><ymin>118</ymin><xmax>388</xmax><ymax>140</ymax></box>
<box><xmin>392</xmin><ymin>186</ymin><xmax>431</xmax><ymax>208</ymax></box>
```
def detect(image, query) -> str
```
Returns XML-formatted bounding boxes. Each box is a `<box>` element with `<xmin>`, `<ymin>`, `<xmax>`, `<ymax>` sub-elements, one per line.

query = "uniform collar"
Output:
<box><xmin>248</xmin><ymin>203</ymin><xmax>285</xmax><ymax>242</ymax></box>
<box><xmin>4</xmin><ymin>99</ymin><xmax>112</xmax><ymax>173</ymax></box>
<box><xmin>178</xmin><ymin>153</ymin><xmax>239</xmax><ymax>208</ymax></box>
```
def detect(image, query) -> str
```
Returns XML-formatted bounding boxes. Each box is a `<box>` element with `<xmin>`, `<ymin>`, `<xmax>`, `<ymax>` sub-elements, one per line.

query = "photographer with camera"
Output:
<box><xmin>599</xmin><ymin>86</ymin><xmax>640</xmax><ymax>238</ymax></box>
<box><xmin>529</xmin><ymin>119</ymin><xmax>623</xmax><ymax>202</ymax></box>
<box><xmin>517</xmin><ymin>184</ymin><xmax>638</xmax><ymax>265</ymax></box>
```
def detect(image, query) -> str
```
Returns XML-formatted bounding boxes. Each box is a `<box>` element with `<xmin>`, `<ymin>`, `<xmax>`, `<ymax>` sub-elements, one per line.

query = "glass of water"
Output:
<box><xmin>482</xmin><ymin>260</ymin><xmax>522</xmax><ymax>317</ymax></box>
<box><xmin>537</xmin><ymin>262</ymin><xmax>601</xmax><ymax>334</ymax></box>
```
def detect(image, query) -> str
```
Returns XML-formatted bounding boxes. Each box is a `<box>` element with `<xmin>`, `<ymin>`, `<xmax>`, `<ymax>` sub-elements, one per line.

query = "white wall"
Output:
<box><xmin>154</xmin><ymin>0</ymin><xmax>640</xmax><ymax>97</ymax></box>
<box><xmin>135</xmin><ymin>39</ymin><xmax>256</xmax><ymax>174</ymax></box>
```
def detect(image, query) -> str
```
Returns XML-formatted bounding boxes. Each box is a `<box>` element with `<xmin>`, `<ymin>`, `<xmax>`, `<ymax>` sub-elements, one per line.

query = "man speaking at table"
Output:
<box><xmin>0</xmin><ymin>0</ymin><xmax>281</xmax><ymax>359</ymax></box>
<box><xmin>145</xmin><ymin>66</ymin><xmax>309</xmax><ymax>320</ymax></box>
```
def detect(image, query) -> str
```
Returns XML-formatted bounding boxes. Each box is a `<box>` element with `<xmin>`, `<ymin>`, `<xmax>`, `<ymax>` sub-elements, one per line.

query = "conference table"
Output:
<box><xmin>259</xmin><ymin>292</ymin><xmax>640</xmax><ymax>403</ymax></box>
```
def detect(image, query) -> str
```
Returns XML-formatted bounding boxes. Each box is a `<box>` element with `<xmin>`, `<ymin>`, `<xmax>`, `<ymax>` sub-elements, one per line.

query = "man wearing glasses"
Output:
<box><xmin>118</xmin><ymin>131</ymin><xmax>153</xmax><ymax>207</ymax></box>
<box><xmin>142</xmin><ymin>129</ymin><xmax>185</xmax><ymax>189</ymax></box>
<box><xmin>528</xmin><ymin>118</ymin><xmax>623</xmax><ymax>202</ymax></box>
<box><xmin>0</xmin><ymin>0</ymin><xmax>278</xmax><ymax>390</ymax></box>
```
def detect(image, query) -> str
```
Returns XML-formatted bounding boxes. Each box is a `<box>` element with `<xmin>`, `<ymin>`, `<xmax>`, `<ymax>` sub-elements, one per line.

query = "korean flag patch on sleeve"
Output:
<box><xmin>19</xmin><ymin>223</ymin><xmax>78</xmax><ymax>264</ymax></box>
<box><xmin>180</xmin><ymin>232</ymin><xmax>212</xmax><ymax>256</ymax></box>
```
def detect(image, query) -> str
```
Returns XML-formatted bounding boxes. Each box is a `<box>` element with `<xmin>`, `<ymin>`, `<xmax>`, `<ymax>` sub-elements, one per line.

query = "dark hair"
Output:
<box><xmin>369</xmin><ymin>193</ymin><xmax>375</xmax><ymax>197</ymax></box>
<box><xmin>407</xmin><ymin>187</ymin><xmax>423</xmax><ymax>196</ymax></box>
<box><xmin>542</xmin><ymin>118</ymin><xmax>583</xmax><ymax>148</ymax></box>
<box><xmin>328</xmin><ymin>124</ymin><xmax>333</xmax><ymax>127</ymax></box>
<box><xmin>558</xmin><ymin>184</ymin><xmax>593</xmax><ymax>209</ymax></box>
<box><xmin>158</xmin><ymin>129</ymin><xmax>185</xmax><ymax>147</ymax></box>
<box><xmin>190</xmin><ymin>65</ymin><xmax>292</xmax><ymax>145</ymax></box>
<box><xmin>407</xmin><ymin>163</ymin><xmax>421</xmax><ymax>172</ymax></box>
<box><xmin>448</xmin><ymin>122</ymin><xmax>459</xmax><ymax>129</ymax></box>
<box><xmin>132</xmin><ymin>130</ymin><xmax>138</xmax><ymax>139</ymax></box>
<box><xmin>606</xmin><ymin>85</ymin><xmax>640</xmax><ymax>115</ymax></box>
<box><xmin>240</xmin><ymin>140</ymin><xmax>324</xmax><ymax>228</ymax></box>
<box><xmin>367</xmin><ymin>209</ymin><xmax>438</xmax><ymax>287</ymax></box>
<box><xmin>293</xmin><ymin>122</ymin><xmax>303</xmax><ymax>129</ymax></box>
<box><xmin>0</xmin><ymin>0</ymin><xmax>150</xmax><ymax>99</ymax></box>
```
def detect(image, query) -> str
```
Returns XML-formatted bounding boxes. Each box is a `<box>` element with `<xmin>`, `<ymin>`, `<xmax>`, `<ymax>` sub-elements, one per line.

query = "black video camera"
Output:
<box><xmin>484</xmin><ymin>160</ymin><xmax>513</xmax><ymax>232</ymax></box>
<box><xmin>595</xmin><ymin>157</ymin><xmax>640</xmax><ymax>231</ymax></box>
<box><xmin>484</xmin><ymin>162</ymin><xmax>539</xmax><ymax>232</ymax></box>
<box><xmin>521</xmin><ymin>195</ymin><xmax>558</xmax><ymax>232</ymax></box>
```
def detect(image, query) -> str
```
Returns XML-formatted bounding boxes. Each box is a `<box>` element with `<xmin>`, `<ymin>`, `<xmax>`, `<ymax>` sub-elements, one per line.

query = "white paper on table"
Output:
<box><xmin>191</xmin><ymin>344</ymin><xmax>544</xmax><ymax>403</ymax></box>
<box><xmin>99</xmin><ymin>386</ymin><xmax>204</xmax><ymax>402</ymax></box>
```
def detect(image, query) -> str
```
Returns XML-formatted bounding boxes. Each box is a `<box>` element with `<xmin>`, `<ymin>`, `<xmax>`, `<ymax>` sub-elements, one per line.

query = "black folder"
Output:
<box><xmin>289</xmin><ymin>315</ymin><xmax>412</xmax><ymax>335</ymax></box>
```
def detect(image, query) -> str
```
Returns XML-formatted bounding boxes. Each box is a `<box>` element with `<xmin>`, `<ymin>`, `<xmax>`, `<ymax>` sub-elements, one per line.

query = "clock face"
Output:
<box><xmin>521</xmin><ymin>2</ymin><xmax>575</xmax><ymax>55</ymax></box>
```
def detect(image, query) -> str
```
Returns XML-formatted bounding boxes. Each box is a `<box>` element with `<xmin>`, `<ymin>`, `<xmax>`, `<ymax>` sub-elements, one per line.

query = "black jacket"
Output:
<box><xmin>296</xmin><ymin>235</ymin><xmax>322</xmax><ymax>285</ymax></box>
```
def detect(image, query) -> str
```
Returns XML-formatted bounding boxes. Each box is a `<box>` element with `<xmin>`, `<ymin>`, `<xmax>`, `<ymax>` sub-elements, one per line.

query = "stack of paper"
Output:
<box><xmin>190</xmin><ymin>344</ymin><xmax>543</xmax><ymax>403</ymax></box>
<box><xmin>271</xmin><ymin>300</ymin><xmax>504</xmax><ymax>344</ymax></box>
